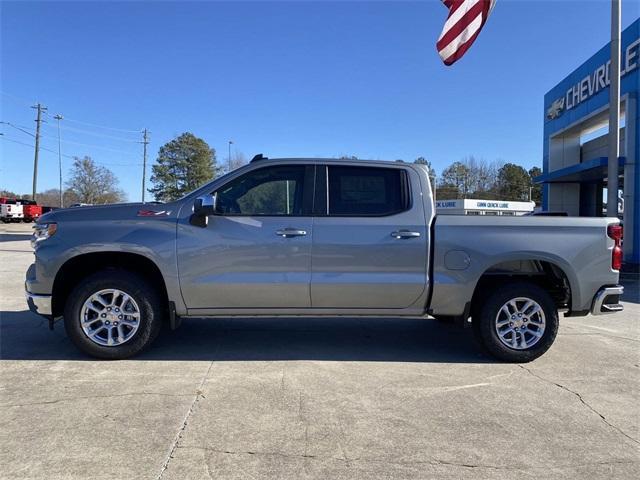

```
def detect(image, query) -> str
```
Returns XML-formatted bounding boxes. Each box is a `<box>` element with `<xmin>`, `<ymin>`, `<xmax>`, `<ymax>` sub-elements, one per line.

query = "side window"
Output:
<box><xmin>214</xmin><ymin>165</ymin><xmax>306</xmax><ymax>216</ymax></box>
<box><xmin>327</xmin><ymin>166</ymin><xmax>409</xmax><ymax>216</ymax></box>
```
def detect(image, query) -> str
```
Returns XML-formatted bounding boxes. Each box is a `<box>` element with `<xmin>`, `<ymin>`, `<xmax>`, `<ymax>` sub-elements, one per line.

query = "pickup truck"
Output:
<box><xmin>25</xmin><ymin>157</ymin><xmax>625</xmax><ymax>361</ymax></box>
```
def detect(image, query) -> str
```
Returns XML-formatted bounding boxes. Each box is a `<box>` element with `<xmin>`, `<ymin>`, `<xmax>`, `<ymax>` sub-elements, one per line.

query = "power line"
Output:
<box><xmin>0</xmin><ymin>91</ymin><xmax>33</xmax><ymax>107</ymax></box>
<box><xmin>1</xmin><ymin>136</ymin><xmax>143</xmax><ymax>166</ymax></box>
<box><xmin>0</xmin><ymin>136</ymin><xmax>36</xmax><ymax>148</ymax></box>
<box><xmin>42</xmin><ymin>122</ymin><xmax>139</xmax><ymax>142</ymax></box>
<box><xmin>0</xmin><ymin>121</ymin><xmax>36</xmax><ymax>137</ymax></box>
<box><xmin>37</xmin><ymin>135</ymin><xmax>140</xmax><ymax>155</ymax></box>
<box><xmin>58</xmin><ymin>114</ymin><xmax>140</xmax><ymax>133</ymax></box>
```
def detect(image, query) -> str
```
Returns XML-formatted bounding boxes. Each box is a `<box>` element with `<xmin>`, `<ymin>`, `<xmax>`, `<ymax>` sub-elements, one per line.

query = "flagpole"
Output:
<box><xmin>607</xmin><ymin>0</ymin><xmax>621</xmax><ymax>218</ymax></box>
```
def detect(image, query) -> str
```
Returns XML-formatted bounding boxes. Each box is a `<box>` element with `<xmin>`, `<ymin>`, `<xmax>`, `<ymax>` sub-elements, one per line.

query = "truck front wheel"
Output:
<box><xmin>472</xmin><ymin>282</ymin><xmax>559</xmax><ymax>362</ymax></box>
<box><xmin>63</xmin><ymin>269</ymin><xmax>164</xmax><ymax>359</ymax></box>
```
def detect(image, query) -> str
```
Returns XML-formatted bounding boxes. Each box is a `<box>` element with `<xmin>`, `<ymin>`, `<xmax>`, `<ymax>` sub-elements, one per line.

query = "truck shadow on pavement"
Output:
<box><xmin>0</xmin><ymin>233</ymin><xmax>33</xmax><ymax>244</ymax></box>
<box><xmin>0</xmin><ymin>310</ymin><xmax>493</xmax><ymax>363</ymax></box>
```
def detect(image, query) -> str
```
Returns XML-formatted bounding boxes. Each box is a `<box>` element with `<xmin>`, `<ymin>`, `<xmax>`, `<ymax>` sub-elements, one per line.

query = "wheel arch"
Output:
<box><xmin>470</xmin><ymin>259</ymin><xmax>572</xmax><ymax>318</ymax></box>
<box><xmin>52</xmin><ymin>252</ymin><xmax>169</xmax><ymax>318</ymax></box>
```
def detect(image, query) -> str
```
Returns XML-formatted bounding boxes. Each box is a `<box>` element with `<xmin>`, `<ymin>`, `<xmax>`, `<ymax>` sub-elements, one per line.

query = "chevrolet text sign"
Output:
<box><xmin>546</xmin><ymin>38</ymin><xmax>639</xmax><ymax>120</ymax></box>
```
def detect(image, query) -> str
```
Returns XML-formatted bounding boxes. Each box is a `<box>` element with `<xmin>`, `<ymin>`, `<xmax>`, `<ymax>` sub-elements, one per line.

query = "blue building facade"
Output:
<box><xmin>538</xmin><ymin>19</ymin><xmax>639</xmax><ymax>266</ymax></box>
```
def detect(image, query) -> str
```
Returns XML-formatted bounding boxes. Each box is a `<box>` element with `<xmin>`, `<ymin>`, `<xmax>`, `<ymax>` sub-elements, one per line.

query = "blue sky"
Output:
<box><xmin>1</xmin><ymin>0</ymin><xmax>639</xmax><ymax>201</ymax></box>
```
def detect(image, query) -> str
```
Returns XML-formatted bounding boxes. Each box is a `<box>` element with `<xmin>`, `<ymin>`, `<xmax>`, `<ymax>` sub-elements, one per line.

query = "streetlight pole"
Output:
<box><xmin>228</xmin><ymin>140</ymin><xmax>233</xmax><ymax>173</ymax></box>
<box><xmin>54</xmin><ymin>114</ymin><xmax>64</xmax><ymax>207</ymax></box>
<box><xmin>607</xmin><ymin>0</ymin><xmax>621</xmax><ymax>218</ymax></box>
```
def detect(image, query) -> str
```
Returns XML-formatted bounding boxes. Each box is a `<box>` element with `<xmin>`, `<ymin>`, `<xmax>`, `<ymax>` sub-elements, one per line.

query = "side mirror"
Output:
<box><xmin>190</xmin><ymin>194</ymin><xmax>216</xmax><ymax>227</ymax></box>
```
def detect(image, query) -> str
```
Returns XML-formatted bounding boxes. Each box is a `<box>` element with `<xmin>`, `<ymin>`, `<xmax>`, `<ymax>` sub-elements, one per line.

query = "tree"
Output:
<box><xmin>66</xmin><ymin>156</ymin><xmax>125</xmax><ymax>204</ymax></box>
<box><xmin>439</xmin><ymin>161</ymin><xmax>471</xmax><ymax>198</ymax></box>
<box><xmin>496</xmin><ymin>163</ymin><xmax>531</xmax><ymax>201</ymax></box>
<box><xmin>35</xmin><ymin>188</ymin><xmax>80</xmax><ymax>208</ymax></box>
<box><xmin>414</xmin><ymin>157</ymin><xmax>436</xmax><ymax>190</ymax></box>
<box><xmin>0</xmin><ymin>190</ymin><xmax>18</xmax><ymax>199</ymax></box>
<box><xmin>528</xmin><ymin>166</ymin><xmax>543</xmax><ymax>205</ymax></box>
<box><xmin>221</xmin><ymin>152</ymin><xmax>248</xmax><ymax>175</ymax></box>
<box><xmin>149</xmin><ymin>132</ymin><xmax>216</xmax><ymax>202</ymax></box>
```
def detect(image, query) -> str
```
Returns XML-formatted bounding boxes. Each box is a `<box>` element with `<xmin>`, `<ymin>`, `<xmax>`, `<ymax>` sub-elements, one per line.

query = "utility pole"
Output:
<box><xmin>607</xmin><ymin>0</ymin><xmax>621</xmax><ymax>218</ymax></box>
<box><xmin>141</xmin><ymin>129</ymin><xmax>149</xmax><ymax>202</ymax></box>
<box><xmin>228</xmin><ymin>140</ymin><xmax>233</xmax><ymax>173</ymax></box>
<box><xmin>31</xmin><ymin>103</ymin><xmax>47</xmax><ymax>201</ymax></box>
<box><xmin>54</xmin><ymin>114</ymin><xmax>64</xmax><ymax>207</ymax></box>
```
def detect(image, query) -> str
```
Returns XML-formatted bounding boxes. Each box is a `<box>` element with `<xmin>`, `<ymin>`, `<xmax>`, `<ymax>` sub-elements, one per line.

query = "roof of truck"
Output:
<box><xmin>249</xmin><ymin>156</ymin><xmax>413</xmax><ymax>167</ymax></box>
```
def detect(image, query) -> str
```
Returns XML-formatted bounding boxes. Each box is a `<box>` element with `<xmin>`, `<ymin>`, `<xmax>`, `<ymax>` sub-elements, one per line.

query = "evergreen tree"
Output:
<box><xmin>414</xmin><ymin>157</ymin><xmax>437</xmax><ymax>189</ymax></box>
<box><xmin>149</xmin><ymin>133</ymin><xmax>216</xmax><ymax>202</ymax></box>
<box><xmin>496</xmin><ymin>163</ymin><xmax>531</xmax><ymax>201</ymax></box>
<box><xmin>528</xmin><ymin>166</ymin><xmax>543</xmax><ymax>204</ymax></box>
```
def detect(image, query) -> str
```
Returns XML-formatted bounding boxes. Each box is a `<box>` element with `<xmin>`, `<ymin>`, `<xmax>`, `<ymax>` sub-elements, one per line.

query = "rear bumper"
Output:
<box><xmin>25</xmin><ymin>290</ymin><xmax>52</xmax><ymax>317</ymax></box>
<box><xmin>591</xmin><ymin>285</ymin><xmax>624</xmax><ymax>315</ymax></box>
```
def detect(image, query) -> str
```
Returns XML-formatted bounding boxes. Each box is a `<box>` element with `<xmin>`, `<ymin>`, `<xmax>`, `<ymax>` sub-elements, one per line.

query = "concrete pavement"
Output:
<box><xmin>1</xmin><ymin>223</ymin><xmax>638</xmax><ymax>479</ymax></box>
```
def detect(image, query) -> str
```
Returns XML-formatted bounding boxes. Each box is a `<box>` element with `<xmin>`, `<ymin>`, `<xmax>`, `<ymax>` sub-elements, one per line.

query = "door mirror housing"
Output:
<box><xmin>190</xmin><ymin>194</ymin><xmax>217</xmax><ymax>227</ymax></box>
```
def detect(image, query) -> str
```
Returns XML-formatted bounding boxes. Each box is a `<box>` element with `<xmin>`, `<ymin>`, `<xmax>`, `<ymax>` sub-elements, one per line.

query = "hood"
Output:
<box><xmin>38</xmin><ymin>202</ymin><xmax>182</xmax><ymax>224</ymax></box>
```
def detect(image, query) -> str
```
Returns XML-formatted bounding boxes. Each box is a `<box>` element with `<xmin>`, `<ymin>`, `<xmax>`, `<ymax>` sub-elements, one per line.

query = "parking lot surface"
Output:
<box><xmin>1</xmin><ymin>222</ymin><xmax>639</xmax><ymax>479</ymax></box>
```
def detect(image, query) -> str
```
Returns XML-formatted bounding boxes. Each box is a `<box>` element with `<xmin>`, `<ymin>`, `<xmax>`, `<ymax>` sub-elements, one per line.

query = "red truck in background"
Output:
<box><xmin>21</xmin><ymin>200</ymin><xmax>43</xmax><ymax>223</ymax></box>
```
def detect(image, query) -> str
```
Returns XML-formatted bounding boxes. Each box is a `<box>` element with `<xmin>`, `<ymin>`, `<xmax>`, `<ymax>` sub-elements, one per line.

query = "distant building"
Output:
<box><xmin>435</xmin><ymin>199</ymin><xmax>535</xmax><ymax>216</ymax></box>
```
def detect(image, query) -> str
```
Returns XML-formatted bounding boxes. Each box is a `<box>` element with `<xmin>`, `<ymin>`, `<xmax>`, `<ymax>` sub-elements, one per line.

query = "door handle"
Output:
<box><xmin>391</xmin><ymin>230</ymin><xmax>421</xmax><ymax>239</ymax></box>
<box><xmin>276</xmin><ymin>228</ymin><xmax>307</xmax><ymax>237</ymax></box>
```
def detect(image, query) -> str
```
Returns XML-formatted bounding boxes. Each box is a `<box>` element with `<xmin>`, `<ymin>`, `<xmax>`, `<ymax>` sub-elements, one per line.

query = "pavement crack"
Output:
<box><xmin>2</xmin><ymin>391</ymin><xmax>194</xmax><ymax>408</ymax></box>
<box><xmin>156</xmin><ymin>360</ymin><xmax>215</xmax><ymax>480</ymax></box>
<box><xmin>518</xmin><ymin>364</ymin><xmax>640</xmax><ymax>446</ymax></box>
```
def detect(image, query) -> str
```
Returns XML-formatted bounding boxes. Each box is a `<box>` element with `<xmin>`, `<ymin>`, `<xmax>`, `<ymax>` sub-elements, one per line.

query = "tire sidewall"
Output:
<box><xmin>64</xmin><ymin>270</ymin><xmax>163</xmax><ymax>359</ymax></box>
<box><xmin>474</xmin><ymin>282</ymin><xmax>559</xmax><ymax>362</ymax></box>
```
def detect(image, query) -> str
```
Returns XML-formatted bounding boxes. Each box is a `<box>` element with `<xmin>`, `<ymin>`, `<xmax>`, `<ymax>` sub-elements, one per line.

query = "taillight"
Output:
<box><xmin>607</xmin><ymin>224</ymin><xmax>623</xmax><ymax>270</ymax></box>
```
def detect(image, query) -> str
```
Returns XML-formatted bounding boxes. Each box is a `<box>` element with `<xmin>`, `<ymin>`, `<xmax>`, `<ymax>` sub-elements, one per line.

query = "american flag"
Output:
<box><xmin>436</xmin><ymin>0</ymin><xmax>496</xmax><ymax>66</ymax></box>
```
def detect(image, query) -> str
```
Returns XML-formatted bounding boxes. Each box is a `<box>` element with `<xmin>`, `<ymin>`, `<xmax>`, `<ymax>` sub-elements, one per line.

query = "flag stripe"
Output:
<box><xmin>437</xmin><ymin>0</ymin><xmax>481</xmax><ymax>42</ymax></box>
<box><xmin>437</xmin><ymin>1</ymin><xmax>485</xmax><ymax>49</ymax></box>
<box><xmin>436</xmin><ymin>0</ymin><xmax>495</xmax><ymax>66</ymax></box>
<box><xmin>439</xmin><ymin>14</ymin><xmax>483</xmax><ymax>63</ymax></box>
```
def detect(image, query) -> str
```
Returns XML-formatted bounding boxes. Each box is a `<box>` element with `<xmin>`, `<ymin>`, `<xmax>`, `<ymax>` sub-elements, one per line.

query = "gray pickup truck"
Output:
<box><xmin>25</xmin><ymin>157</ymin><xmax>625</xmax><ymax>362</ymax></box>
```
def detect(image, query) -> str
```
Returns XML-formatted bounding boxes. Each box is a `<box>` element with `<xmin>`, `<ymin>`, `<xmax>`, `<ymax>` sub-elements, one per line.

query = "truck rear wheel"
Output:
<box><xmin>472</xmin><ymin>282</ymin><xmax>559</xmax><ymax>362</ymax></box>
<box><xmin>64</xmin><ymin>269</ymin><xmax>164</xmax><ymax>359</ymax></box>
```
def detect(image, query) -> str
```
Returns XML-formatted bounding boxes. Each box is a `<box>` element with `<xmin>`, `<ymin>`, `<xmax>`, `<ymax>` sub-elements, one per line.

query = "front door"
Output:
<box><xmin>177</xmin><ymin>164</ymin><xmax>314</xmax><ymax>311</ymax></box>
<box><xmin>311</xmin><ymin>164</ymin><xmax>428</xmax><ymax>309</ymax></box>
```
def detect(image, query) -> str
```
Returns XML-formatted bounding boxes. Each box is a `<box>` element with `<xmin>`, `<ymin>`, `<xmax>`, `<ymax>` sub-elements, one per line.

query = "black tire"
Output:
<box><xmin>472</xmin><ymin>282</ymin><xmax>559</xmax><ymax>362</ymax></box>
<box><xmin>64</xmin><ymin>269</ymin><xmax>164</xmax><ymax>359</ymax></box>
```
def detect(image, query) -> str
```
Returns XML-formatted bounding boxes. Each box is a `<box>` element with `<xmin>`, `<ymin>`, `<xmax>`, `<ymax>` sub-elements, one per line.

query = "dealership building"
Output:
<box><xmin>536</xmin><ymin>19</ymin><xmax>639</xmax><ymax>267</ymax></box>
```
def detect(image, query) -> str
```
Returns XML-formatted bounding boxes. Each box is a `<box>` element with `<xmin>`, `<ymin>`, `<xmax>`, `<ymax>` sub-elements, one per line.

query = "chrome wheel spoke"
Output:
<box><xmin>496</xmin><ymin>318</ymin><xmax>510</xmax><ymax>327</ymax></box>
<box><xmin>88</xmin><ymin>326</ymin><xmax>106</xmax><ymax>340</ymax></box>
<box><xmin>93</xmin><ymin>294</ymin><xmax>109</xmax><ymax>307</ymax></box>
<box><xmin>80</xmin><ymin>288</ymin><xmax>140</xmax><ymax>347</ymax></box>
<box><xmin>82</xmin><ymin>317</ymin><xmax>101</xmax><ymax>326</ymax></box>
<box><xmin>520</xmin><ymin>332</ymin><xmax>528</xmax><ymax>348</ymax></box>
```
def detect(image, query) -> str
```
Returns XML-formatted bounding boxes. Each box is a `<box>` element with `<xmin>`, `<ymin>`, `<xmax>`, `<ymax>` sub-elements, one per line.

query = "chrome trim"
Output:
<box><xmin>591</xmin><ymin>286</ymin><xmax>624</xmax><ymax>315</ymax></box>
<box><xmin>25</xmin><ymin>291</ymin><xmax>52</xmax><ymax>316</ymax></box>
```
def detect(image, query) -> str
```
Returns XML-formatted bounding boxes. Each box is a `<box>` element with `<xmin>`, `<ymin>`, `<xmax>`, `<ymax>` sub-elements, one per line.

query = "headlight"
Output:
<box><xmin>32</xmin><ymin>223</ymin><xmax>57</xmax><ymax>247</ymax></box>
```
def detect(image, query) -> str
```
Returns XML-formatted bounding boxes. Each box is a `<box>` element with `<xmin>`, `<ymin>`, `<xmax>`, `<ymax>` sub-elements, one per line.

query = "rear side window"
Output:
<box><xmin>327</xmin><ymin>166</ymin><xmax>409</xmax><ymax>216</ymax></box>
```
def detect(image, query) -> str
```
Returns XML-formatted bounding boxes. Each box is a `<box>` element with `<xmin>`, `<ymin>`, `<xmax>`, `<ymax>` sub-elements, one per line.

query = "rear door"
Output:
<box><xmin>177</xmin><ymin>163</ymin><xmax>315</xmax><ymax>310</ymax></box>
<box><xmin>310</xmin><ymin>164</ymin><xmax>428</xmax><ymax>309</ymax></box>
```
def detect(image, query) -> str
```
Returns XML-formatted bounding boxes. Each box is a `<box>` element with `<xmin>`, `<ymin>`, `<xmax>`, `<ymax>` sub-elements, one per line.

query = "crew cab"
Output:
<box><xmin>25</xmin><ymin>157</ymin><xmax>624</xmax><ymax>361</ymax></box>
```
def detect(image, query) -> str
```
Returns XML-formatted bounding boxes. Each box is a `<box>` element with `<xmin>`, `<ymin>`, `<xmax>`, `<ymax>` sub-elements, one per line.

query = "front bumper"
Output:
<box><xmin>25</xmin><ymin>290</ymin><xmax>52</xmax><ymax>317</ymax></box>
<box><xmin>591</xmin><ymin>285</ymin><xmax>624</xmax><ymax>315</ymax></box>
